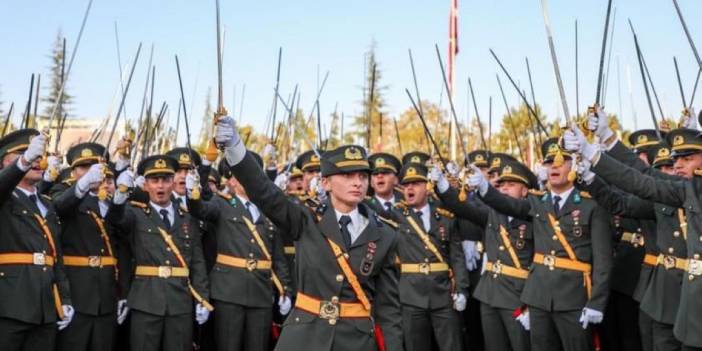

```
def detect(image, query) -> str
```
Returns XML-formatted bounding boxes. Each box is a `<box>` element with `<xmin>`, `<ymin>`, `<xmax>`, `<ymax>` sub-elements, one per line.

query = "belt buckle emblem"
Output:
<box><xmin>632</xmin><ymin>234</ymin><xmax>645</xmax><ymax>247</ymax></box>
<box><xmin>543</xmin><ymin>255</ymin><xmax>556</xmax><ymax>271</ymax></box>
<box><xmin>689</xmin><ymin>259</ymin><xmax>702</xmax><ymax>276</ymax></box>
<box><xmin>88</xmin><ymin>256</ymin><xmax>101</xmax><ymax>268</ymax></box>
<box><xmin>319</xmin><ymin>300</ymin><xmax>340</xmax><ymax>325</ymax></box>
<box><xmin>419</xmin><ymin>262</ymin><xmax>430</xmax><ymax>275</ymax></box>
<box><xmin>246</xmin><ymin>259</ymin><xmax>258</xmax><ymax>272</ymax></box>
<box><xmin>663</xmin><ymin>256</ymin><xmax>677</xmax><ymax>270</ymax></box>
<box><xmin>33</xmin><ymin>253</ymin><xmax>46</xmax><ymax>266</ymax></box>
<box><xmin>158</xmin><ymin>266</ymin><xmax>172</xmax><ymax>278</ymax></box>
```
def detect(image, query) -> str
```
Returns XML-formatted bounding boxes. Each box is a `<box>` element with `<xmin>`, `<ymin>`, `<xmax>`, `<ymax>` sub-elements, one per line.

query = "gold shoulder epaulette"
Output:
<box><xmin>129</xmin><ymin>201</ymin><xmax>148</xmax><ymax>209</ymax></box>
<box><xmin>217</xmin><ymin>191</ymin><xmax>232</xmax><ymax>201</ymax></box>
<box><xmin>436</xmin><ymin>207</ymin><xmax>455</xmax><ymax>219</ymax></box>
<box><xmin>377</xmin><ymin>215</ymin><xmax>399</xmax><ymax>229</ymax></box>
<box><xmin>394</xmin><ymin>201</ymin><xmax>408</xmax><ymax>210</ymax></box>
<box><xmin>579</xmin><ymin>191</ymin><xmax>592</xmax><ymax>199</ymax></box>
<box><xmin>62</xmin><ymin>178</ymin><xmax>75</xmax><ymax>186</ymax></box>
<box><xmin>528</xmin><ymin>189</ymin><xmax>546</xmax><ymax>196</ymax></box>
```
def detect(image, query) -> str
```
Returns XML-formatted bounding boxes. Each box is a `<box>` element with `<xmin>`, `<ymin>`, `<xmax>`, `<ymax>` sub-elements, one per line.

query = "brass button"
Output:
<box><xmin>343</xmin><ymin>254</ymin><xmax>349</xmax><ymax>259</ymax></box>
<box><xmin>185</xmin><ymin>235</ymin><xmax>190</xmax><ymax>239</ymax></box>
<box><xmin>165</xmin><ymin>260</ymin><xmax>171</xmax><ymax>265</ymax></box>
<box><xmin>249</xmin><ymin>253</ymin><xmax>254</xmax><ymax>258</ymax></box>
<box><xmin>674</xmin><ymin>231</ymin><xmax>680</xmax><ymax>237</ymax></box>
<box><xmin>42</xmin><ymin>250</ymin><xmax>46</xmax><ymax>254</ymax></box>
<box><xmin>331</xmin><ymin>296</ymin><xmax>339</xmax><ymax>303</ymax></box>
<box><xmin>668</xmin><ymin>248</ymin><xmax>675</xmax><ymax>254</ymax></box>
<box><xmin>424</xmin><ymin>246</ymin><xmax>429</xmax><ymax>250</ymax></box>
<box><xmin>295</xmin><ymin>317</ymin><xmax>300</xmax><ymax>322</ymax></box>
<box><xmin>250</xmin><ymin>239</ymin><xmax>255</xmax><ymax>244</ymax></box>
<box><xmin>100</xmin><ymin>249</ymin><xmax>105</xmax><ymax>253</ymax></box>
<box><xmin>0</xmin><ymin>272</ymin><xmax>4</xmax><ymax>276</ymax></box>
<box><xmin>695</xmin><ymin>254</ymin><xmax>700</xmax><ymax>260</ymax></box>
<box><xmin>42</xmin><ymin>267</ymin><xmax>47</xmax><ymax>271</ymax></box>
<box><xmin>550</xmin><ymin>250</ymin><xmax>556</xmax><ymax>255</ymax></box>
<box><xmin>424</xmin><ymin>258</ymin><xmax>429</xmax><ymax>263</ymax></box>
<box><xmin>552</xmin><ymin>235</ymin><xmax>558</xmax><ymax>241</ymax></box>
<box><xmin>499</xmin><ymin>246</ymin><xmax>505</xmax><ymax>251</ymax></box>
<box><xmin>148</xmin><ymin>229</ymin><xmax>152</xmax><ymax>232</ymax></box>
<box><xmin>329</xmin><ymin>319</ymin><xmax>337</xmax><ymax>325</ymax></box>
<box><xmin>336</xmin><ymin>274</ymin><xmax>344</xmax><ymax>282</ymax></box>
<box><xmin>690</xmin><ymin>275</ymin><xmax>695</xmax><ymax>281</ymax></box>
<box><xmin>166</xmin><ymin>248</ymin><xmax>172</xmax><ymax>252</ymax></box>
<box><xmin>22</xmin><ymin>210</ymin><xmax>27</xmax><ymax>214</ymax></box>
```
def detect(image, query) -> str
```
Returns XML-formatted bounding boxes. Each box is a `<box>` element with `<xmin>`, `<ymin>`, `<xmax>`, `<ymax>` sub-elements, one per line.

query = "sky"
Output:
<box><xmin>2</xmin><ymin>0</ymin><xmax>702</xmax><ymax>145</ymax></box>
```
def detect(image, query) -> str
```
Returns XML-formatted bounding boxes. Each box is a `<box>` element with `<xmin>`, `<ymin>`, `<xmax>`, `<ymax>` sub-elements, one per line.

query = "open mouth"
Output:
<box><xmin>156</xmin><ymin>191</ymin><xmax>166</xmax><ymax>197</ymax></box>
<box><xmin>406</xmin><ymin>191</ymin><xmax>416</xmax><ymax>202</ymax></box>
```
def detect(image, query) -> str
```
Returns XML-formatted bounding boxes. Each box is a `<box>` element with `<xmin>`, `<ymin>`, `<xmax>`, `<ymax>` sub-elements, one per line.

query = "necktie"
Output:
<box><xmin>384</xmin><ymin>201</ymin><xmax>392</xmax><ymax>211</ymax></box>
<box><xmin>245</xmin><ymin>201</ymin><xmax>257</xmax><ymax>222</ymax></box>
<box><xmin>553</xmin><ymin>195</ymin><xmax>562</xmax><ymax>216</ymax></box>
<box><xmin>416</xmin><ymin>210</ymin><xmax>428</xmax><ymax>231</ymax></box>
<box><xmin>28</xmin><ymin>194</ymin><xmax>42</xmax><ymax>216</ymax></box>
<box><xmin>160</xmin><ymin>209</ymin><xmax>171</xmax><ymax>230</ymax></box>
<box><xmin>339</xmin><ymin>215</ymin><xmax>353</xmax><ymax>249</ymax></box>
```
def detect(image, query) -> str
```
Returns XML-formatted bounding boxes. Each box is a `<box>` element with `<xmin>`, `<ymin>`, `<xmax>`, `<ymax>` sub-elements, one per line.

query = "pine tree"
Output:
<box><xmin>42</xmin><ymin>31</ymin><xmax>73</xmax><ymax>124</ymax></box>
<box><xmin>351</xmin><ymin>42</ymin><xmax>388</xmax><ymax>151</ymax></box>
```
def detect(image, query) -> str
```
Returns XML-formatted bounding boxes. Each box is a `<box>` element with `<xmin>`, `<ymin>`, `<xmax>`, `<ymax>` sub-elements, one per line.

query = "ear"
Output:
<box><xmin>321</xmin><ymin>176</ymin><xmax>332</xmax><ymax>192</ymax></box>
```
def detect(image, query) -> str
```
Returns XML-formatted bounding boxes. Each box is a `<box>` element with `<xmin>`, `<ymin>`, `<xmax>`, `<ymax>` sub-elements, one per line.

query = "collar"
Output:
<box><xmin>550</xmin><ymin>186</ymin><xmax>575</xmax><ymax>202</ymax></box>
<box><xmin>235</xmin><ymin>194</ymin><xmax>251</xmax><ymax>207</ymax></box>
<box><xmin>334</xmin><ymin>207</ymin><xmax>362</xmax><ymax>225</ymax></box>
<box><xmin>16</xmin><ymin>186</ymin><xmax>39</xmax><ymax>199</ymax></box>
<box><xmin>412</xmin><ymin>203</ymin><xmax>431</xmax><ymax>217</ymax></box>
<box><xmin>375</xmin><ymin>194</ymin><xmax>395</xmax><ymax>205</ymax></box>
<box><xmin>150</xmin><ymin>201</ymin><xmax>174</xmax><ymax>215</ymax></box>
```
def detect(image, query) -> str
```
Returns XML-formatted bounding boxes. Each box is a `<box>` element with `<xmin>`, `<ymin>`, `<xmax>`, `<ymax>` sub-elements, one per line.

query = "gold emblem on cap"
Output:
<box><xmin>637</xmin><ymin>134</ymin><xmax>648</xmax><ymax>145</ymax></box>
<box><xmin>411</xmin><ymin>155</ymin><xmax>421</xmax><ymax>163</ymax></box>
<box><xmin>179</xmin><ymin>153</ymin><xmax>191</xmax><ymax>163</ymax></box>
<box><xmin>375</xmin><ymin>157</ymin><xmax>386</xmax><ymax>166</ymax></box>
<box><xmin>81</xmin><ymin>148</ymin><xmax>93</xmax><ymax>157</ymax></box>
<box><xmin>344</xmin><ymin>147</ymin><xmax>363</xmax><ymax>160</ymax></box>
<box><xmin>475</xmin><ymin>154</ymin><xmax>485</xmax><ymax>162</ymax></box>
<box><xmin>491</xmin><ymin>158</ymin><xmax>501</xmax><ymax>168</ymax></box>
<box><xmin>406</xmin><ymin>167</ymin><xmax>417</xmax><ymax>177</ymax></box>
<box><xmin>311</xmin><ymin>154</ymin><xmax>320</xmax><ymax>162</ymax></box>
<box><xmin>548</xmin><ymin>143</ymin><xmax>560</xmax><ymax>154</ymax></box>
<box><xmin>658</xmin><ymin>148</ymin><xmax>671</xmax><ymax>157</ymax></box>
<box><xmin>154</xmin><ymin>159</ymin><xmax>167</xmax><ymax>169</ymax></box>
<box><xmin>503</xmin><ymin>165</ymin><xmax>513</xmax><ymax>174</ymax></box>
<box><xmin>673</xmin><ymin>135</ymin><xmax>685</xmax><ymax>146</ymax></box>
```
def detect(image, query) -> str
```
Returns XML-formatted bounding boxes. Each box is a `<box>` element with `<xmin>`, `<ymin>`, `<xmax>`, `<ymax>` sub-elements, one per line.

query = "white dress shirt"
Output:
<box><xmin>551</xmin><ymin>186</ymin><xmax>575</xmax><ymax>211</ymax></box>
<box><xmin>150</xmin><ymin>201</ymin><xmax>175</xmax><ymax>226</ymax></box>
<box><xmin>237</xmin><ymin>195</ymin><xmax>260</xmax><ymax>223</ymax></box>
<box><xmin>334</xmin><ymin>207</ymin><xmax>369</xmax><ymax>244</ymax></box>
<box><xmin>415</xmin><ymin>203</ymin><xmax>432</xmax><ymax>232</ymax></box>
<box><xmin>374</xmin><ymin>194</ymin><xmax>395</xmax><ymax>211</ymax></box>
<box><xmin>17</xmin><ymin>187</ymin><xmax>48</xmax><ymax>217</ymax></box>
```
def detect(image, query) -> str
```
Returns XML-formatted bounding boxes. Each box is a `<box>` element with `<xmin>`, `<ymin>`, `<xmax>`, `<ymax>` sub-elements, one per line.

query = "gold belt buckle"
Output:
<box><xmin>689</xmin><ymin>259</ymin><xmax>702</xmax><ymax>276</ymax></box>
<box><xmin>319</xmin><ymin>299</ymin><xmax>340</xmax><ymax>325</ymax></box>
<box><xmin>493</xmin><ymin>261</ymin><xmax>503</xmax><ymax>275</ymax></box>
<box><xmin>632</xmin><ymin>234</ymin><xmax>645</xmax><ymax>247</ymax></box>
<box><xmin>543</xmin><ymin>255</ymin><xmax>556</xmax><ymax>271</ymax></box>
<box><xmin>33</xmin><ymin>253</ymin><xmax>46</xmax><ymax>266</ymax></box>
<box><xmin>88</xmin><ymin>256</ymin><xmax>101</xmax><ymax>268</ymax></box>
<box><xmin>246</xmin><ymin>259</ymin><xmax>258</xmax><ymax>272</ymax></box>
<box><xmin>664</xmin><ymin>255</ymin><xmax>677</xmax><ymax>270</ymax></box>
<box><xmin>419</xmin><ymin>263</ymin><xmax>430</xmax><ymax>275</ymax></box>
<box><xmin>158</xmin><ymin>266</ymin><xmax>172</xmax><ymax>278</ymax></box>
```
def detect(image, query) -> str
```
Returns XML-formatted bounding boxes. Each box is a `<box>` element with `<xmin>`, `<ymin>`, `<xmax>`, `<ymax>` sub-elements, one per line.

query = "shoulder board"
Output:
<box><xmin>41</xmin><ymin>194</ymin><xmax>52</xmax><ymax>201</ymax></box>
<box><xmin>436</xmin><ymin>207</ymin><xmax>455</xmax><ymax>219</ymax></box>
<box><xmin>178</xmin><ymin>205</ymin><xmax>189</xmax><ymax>213</ymax></box>
<box><xmin>129</xmin><ymin>201</ymin><xmax>148</xmax><ymax>209</ymax></box>
<box><xmin>62</xmin><ymin>179</ymin><xmax>75</xmax><ymax>186</ymax></box>
<box><xmin>377</xmin><ymin>215</ymin><xmax>399</xmax><ymax>229</ymax></box>
<box><xmin>217</xmin><ymin>191</ymin><xmax>232</xmax><ymax>201</ymax></box>
<box><xmin>528</xmin><ymin>189</ymin><xmax>546</xmax><ymax>196</ymax></box>
<box><xmin>394</xmin><ymin>201</ymin><xmax>408</xmax><ymax>210</ymax></box>
<box><xmin>579</xmin><ymin>191</ymin><xmax>592</xmax><ymax>199</ymax></box>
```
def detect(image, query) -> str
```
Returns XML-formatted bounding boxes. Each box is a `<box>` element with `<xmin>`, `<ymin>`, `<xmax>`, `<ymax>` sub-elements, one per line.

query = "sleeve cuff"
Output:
<box><xmin>224</xmin><ymin>140</ymin><xmax>247</xmax><ymax>167</ymax></box>
<box><xmin>15</xmin><ymin>157</ymin><xmax>30</xmax><ymax>172</ymax></box>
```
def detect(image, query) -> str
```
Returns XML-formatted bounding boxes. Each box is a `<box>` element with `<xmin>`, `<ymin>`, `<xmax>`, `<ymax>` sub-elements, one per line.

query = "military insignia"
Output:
<box><xmin>375</xmin><ymin>157</ymin><xmax>386</xmax><ymax>167</ymax></box>
<box><xmin>573</xmin><ymin>193</ymin><xmax>581</xmax><ymax>204</ymax></box>
<box><xmin>572</xmin><ymin>210</ymin><xmax>582</xmax><ymax>237</ymax></box>
<box><xmin>360</xmin><ymin>242</ymin><xmax>376</xmax><ymax>276</ymax></box>
<box><xmin>344</xmin><ymin>147</ymin><xmax>363</xmax><ymax>160</ymax></box>
<box><xmin>548</xmin><ymin>143</ymin><xmax>560</xmax><ymax>153</ymax></box>
<box><xmin>439</xmin><ymin>225</ymin><xmax>447</xmax><ymax>241</ymax></box>
<box><xmin>637</xmin><ymin>134</ymin><xmax>648</xmax><ymax>145</ymax></box>
<box><xmin>475</xmin><ymin>154</ymin><xmax>485</xmax><ymax>162</ymax></box>
<box><xmin>516</xmin><ymin>224</ymin><xmax>527</xmax><ymax>249</ymax></box>
<box><xmin>673</xmin><ymin>135</ymin><xmax>685</xmax><ymax>146</ymax></box>
<box><xmin>406</xmin><ymin>167</ymin><xmax>417</xmax><ymax>177</ymax></box>
<box><xmin>311</xmin><ymin>154</ymin><xmax>320</xmax><ymax>162</ymax></box>
<box><xmin>154</xmin><ymin>159</ymin><xmax>167</xmax><ymax>169</ymax></box>
<box><xmin>182</xmin><ymin>222</ymin><xmax>189</xmax><ymax>234</ymax></box>
<box><xmin>81</xmin><ymin>148</ymin><xmax>93</xmax><ymax>157</ymax></box>
<box><xmin>503</xmin><ymin>165</ymin><xmax>512</xmax><ymax>174</ymax></box>
<box><xmin>179</xmin><ymin>153</ymin><xmax>191</xmax><ymax>163</ymax></box>
<box><xmin>491</xmin><ymin>158</ymin><xmax>501</xmax><ymax>168</ymax></box>
<box><xmin>515</xmin><ymin>238</ymin><xmax>526</xmax><ymax>250</ymax></box>
<box><xmin>658</xmin><ymin>147</ymin><xmax>670</xmax><ymax>157</ymax></box>
<box><xmin>410</xmin><ymin>156</ymin><xmax>421</xmax><ymax>163</ymax></box>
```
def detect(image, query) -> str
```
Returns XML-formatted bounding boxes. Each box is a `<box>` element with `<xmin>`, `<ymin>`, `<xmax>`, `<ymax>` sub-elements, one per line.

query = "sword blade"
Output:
<box><xmin>540</xmin><ymin>0</ymin><xmax>571</xmax><ymax>123</ymax></box>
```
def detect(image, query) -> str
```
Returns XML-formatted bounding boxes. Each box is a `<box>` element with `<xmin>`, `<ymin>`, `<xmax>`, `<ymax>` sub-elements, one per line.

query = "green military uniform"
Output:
<box><xmin>439</xmin><ymin>159</ymin><xmax>538</xmax><ymax>351</ymax></box>
<box><xmin>480</xmin><ymin>139</ymin><xmax>613</xmax><ymax>351</ymax></box>
<box><xmin>226</xmin><ymin>144</ymin><xmax>403</xmax><ymax>351</ymax></box>
<box><xmin>365</xmin><ymin>153</ymin><xmax>403</xmax><ymax>216</ymax></box>
<box><xmin>589</xmin><ymin>129</ymin><xmax>702</xmax><ymax>349</ymax></box>
<box><xmin>106</xmin><ymin>155</ymin><xmax>210</xmax><ymax>351</ymax></box>
<box><xmin>0</xmin><ymin>129</ymin><xmax>72</xmax><ymax>351</ymax></box>
<box><xmin>50</xmin><ymin>143</ymin><xmax>122</xmax><ymax>351</ymax></box>
<box><xmin>391</xmin><ymin>163</ymin><xmax>468</xmax><ymax>351</ymax></box>
<box><xmin>487</xmin><ymin>153</ymin><xmax>517</xmax><ymax>175</ymax></box>
<box><xmin>189</xmin><ymin>153</ymin><xmax>292</xmax><ymax>351</ymax></box>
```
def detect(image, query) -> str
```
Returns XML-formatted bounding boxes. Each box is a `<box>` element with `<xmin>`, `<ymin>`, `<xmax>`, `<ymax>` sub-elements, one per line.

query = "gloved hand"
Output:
<box><xmin>452</xmin><ymin>293</ymin><xmax>467</xmax><ymax>312</ymax></box>
<box><xmin>43</xmin><ymin>155</ymin><xmax>62</xmax><ymax>182</ymax></box>
<box><xmin>117</xmin><ymin>299</ymin><xmax>129</xmax><ymax>325</ymax></box>
<box><xmin>467</xmin><ymin>165</ymin><xmax>488</xmax><ymax>196</ymax></box>
<box><xmin>114</xmin><ymin>139</ymin><xmax>131</xmax><ymax>172</ymax></box>
<box><xmin>587</xmin><ymin>106</ymin><xmax>614</xmax><ymax>142</ymax></box>
<box><xmin>278</xmin><ymin>295</ymin><xmax>292</xmax><ymax>315</ymax></box>
<box><xmin>57</xmin><ymin>305</ymin><xmax>74</xmax><ymax>330</ymax></box>
<box><xmin>134</xmin><ymin>175</ymin><xmax>145</xmax><ymax>189</ymax></box>
<box><xmin>113</xmin><ymin>170</ymin><xmax>134</xmax><ymax>205</ymax></box>
<box><xmin>274</xmin><ymin>172</ymin><xmax>290</xmax><ymax>191</ymax></box>
<box><xmin>310</xmin><ymin>175</ymin><xmax>326</xmax><ymax>201</ymax></box>
<box><xmin>263</xmin><ymin>143</ymin><xmax>277</xmax><ymax>160</ymax></box>
<box><xmin>214</xmin><ymin>116</ymin><xmax>239</xmax><ymax>148</ymax></box>
<box><xmin>576</xmin><ymin>158</ymin><xmax>596</xmax><ymax>185</ymax></box>
<box><xmin>195</xmin><ymin>303</ymin><xmax>210</xmax><ymax>325</ymax></box>
<box><xmin>23</xmin><ymin>132</ymin><xmax>47</xmax><ymax>164</ymax></box>
<box><xmin>76</xmin><ymin>163</ymin><xmax>105</xmax><ymax>195</ymax></box>
<box><xmin>515</xmin><ymin>309</ymin><xmax>530</xmax><ymax>331</ymax></box>
<box><xmin>535</xmin><ymin>164</ymin><xmax>548</xmax><ymax>185</ymax></box>
<box><xmin>579</xmin><ymin>307</ymin><xmax>604</xmax><ymax>329</ymax></box>
<box><xmin>682</xmin><ymin>107</ymin><xmax>698</xmax><ymax>130</ymax></box>
<box><xmin>563</xmin><ymin>127</ymin><xmax>600</xmax><ymax>162</ymax></box>
<box><xmin>429</xmin><ymin>166</ymin><xmax>449</xmax><ymax>194</ymax></box>
<box><xmin>445</xmin><ymin>161</ymin><xmax>460</xmax><ymax>178</ymax></box>
<box><xmin>185</xmin><ymin>170</ymin><xmax>201</xmax><ymax>199</ymax></box>
<box><xmin>462</xmin><ymin>240</ymin><xmax>479</xmax><ymax>271</ymax></box>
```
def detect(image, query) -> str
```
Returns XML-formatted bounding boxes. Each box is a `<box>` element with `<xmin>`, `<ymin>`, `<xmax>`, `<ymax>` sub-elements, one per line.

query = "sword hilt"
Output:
<box><xmin>206</xmin><ymin>107</ymin><xmax>229</xmax><ymax>162</ymax></box>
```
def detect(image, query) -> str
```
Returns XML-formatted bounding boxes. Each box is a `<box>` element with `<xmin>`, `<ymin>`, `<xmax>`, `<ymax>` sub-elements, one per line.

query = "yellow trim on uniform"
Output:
<box><xmin>621</xmin><ymin>232</ymin><xmax>645</xmax><ymax>247</ymax></box>
<box><xmin>335</xmin><ymin>160</ymin><xmax>370</xmax><ymax>168</ymax></box>
<box><xmin>633</xmin><ymin>141</ymin><xmax>659</xmax><ymax>149</ymax></box>
<box><xmin>284</xmin><ymin>246</ymin><xmax>296</xmax><ymax>255</ymax></box>
<box><xmin>656</xmin><ymin>254</ymin><xmax>688</xmax><ymax>271</ymax></box>
<box><xmin>485</xmin><ymin>260</ymin><xmax>529</xmax><ymax>279</ymax></box>
<box><xmin>672</xmin><ymin>144</ymin><xmax>702</xmax><ymax>152</ymax></box>
<box><xmin>135</xmin><ymin>265</ymin><xmax>189</xmax><ymax>278</ymax></box>
<box><xmin>0</xmin><ymin>253</ymin><xmax>55</xmax><ymax>266</ymax></box>
<box><xmin>70</xmin><ymin>156</ymin><xmax>101</xmax><ymax>167</ymax></box>
<box><xmin>143</xmin><ymin>168</ymin><xmax>175</xmax><ymax>177</ymax></box>
<box><xmin>6</xmin><ymin>144</ymin><xmax>29</xmax><ymax>154</ymax></box>
<box><xmin>402</xmin><ymin>175</ymin><xmax>428</xmax><ymax>183</ymax></box>
<box><xmin>216</xmin><ymin>253</ymin><xmax>272</xmax><ymax>270</ymax></box>
<box><xmin>301</xmin><ymin>162</ymin><xmax>320</xmax><ymax>171</ymax></box>
<box><xmin>643</xmin><ymin>254</ymin><xmax>658</xmax><ymax>267</ymax></box>
<box><xmin>295</xmin><ymin>292</ymin><xmax>370</xmax><ymax>319</ymax></box>
<box><xmin>498</xmin><ymin>174</ymin><xmax>529</xmax><ymax>185</ymax></box>
<box><xmin>685</xmin><ymin>258</ymin><xmax>702</xmax><ymax>276</ymax></box>
<box><xmin>63</xmin><ymin>255</ymin><xmax>117</xmax><ymax>267</ymax></box>
<box><xmin>400</xmin><ymin>262</ymin><xmax>449</xmax><ymax>274</ymax></box>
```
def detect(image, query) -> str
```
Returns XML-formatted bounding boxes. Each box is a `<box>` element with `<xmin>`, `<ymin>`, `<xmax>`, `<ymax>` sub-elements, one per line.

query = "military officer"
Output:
<box><xmin>487</xmin><ymin>153</ymin><xmax>517</xmax><ymax>188</ymax></box>
<box><xmin>433</xmin><ymin>159</ymin><xmax>536</xmax><ymax>351</ymax></box>
<box><xmin>389</xmin><ymin>163</ymin><xmax>468</xmax><ymax>351</ymax></box>
<box><xmin>0</xmin><ymin>129</ymin><xmax>74</xmax><ymax>350</ymax></box>
<box><xmin>469</xmin><ymin>138</ymin><xmax>613</xmax><ymax>351</ymax></box>
<box><xmin>165</xmin><ymin>147</ymin><xmax>204</xmax><ymax>210</ymax></box>
<box><xmin>215</xmin><ymin>116</ymin><xmax>403</xmax><ymax>351</ymax></box>
<box><xmin>187</xmin><ymin>151</ymin><xmax>292</xmax><ymax>351</ymax></box>
<box><xmin>49</xmin><ymin>142</ymin><xmax>124</xmax><ymax>351</ymax></box>
<box><xmin>105</xmin><ymin>154</ymin><xmax>211</xmax><ymax>351</ymax></box>
<box><xmin>295</xmin><ymin>149</ymin><xmax>322</xmax><ymax>193</ymax></box>
<box><xmin>365</xmin><ymin>152</ymin><xmax>403</xmax><ymax>216</ymax></box>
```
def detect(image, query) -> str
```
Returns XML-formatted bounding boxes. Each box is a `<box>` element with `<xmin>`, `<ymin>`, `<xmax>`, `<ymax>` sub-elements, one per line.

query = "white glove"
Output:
<box><xmin>563</xmin><ymin>127</ymin><xmax>600</xmax><ymax>162</ymax></box>
<box><xmin>467</xmin><ymin>165</ymin><xmax>488</xmax><ymax>196</ymax></box>
<box><xmin>452</xmin><ymin>293</ymin><xmax>467</xmax><ymax>312</ymax></box>
<box><xmin>429</xmin><ymin>166</ymin><xmax>449</xmax><ymax>194</ymax></box>
<box><xmin>43</xmin><ymin>156</ymin><xmax>62</xmax><ymax>182</ymax></box>
<box><xmin>587</xmin><ymin>106</ymin><xmax>614</xmax><ymax>142</ymax></box>
<box><xmin>23</xmin><ymin>132</ymin><xmax>47</xmax><ymax>164</ymax></box>
<box><xmin>117</xmin><ymin>299</ymin><xmax>129</xmax><ymax>325</ymax></box>
<box><xmin>185</xmin><ymin>170</ymin><xmax>200</xmax><ymax>199</ymax></box>
<box><xmin>278</xmin><ymin>295</ymin><xmax>292</xmax><ymax>315</ymax></box>
<box><xmin>76</xmin><ymin>163</ymin><xmax>105</xmax><ymax>195</ymax></box>
<box><xmin>577</xmin><ymin>158</ymin><xmax>596</xmax><ymax>185</ymax></box>
<box><xmin>535</xmin><ymin>164</ymin><xmax>548</xmax><ymax>184</ymax></box>
<box><xmin>214</xmin><ymin>116</ymin><xmax>239</xmax><ymax>148</ymax></box>
<box><xmin>310</xmin><ymin>175</ymin><xmax>327</xmax><ymax>201</ymax></box>
<box><xmin>682</xmin><ymin>107</ymin><xmax>698</xmax><ymax>130</ymax></box>
<box><xmin>134</xmin><ymin>175</ymin><xmax>145</xmax><ymax>189</ymax></box>
<box><xmin>462</xmin><ymin>240</ymin><xmax>479</xmax><ymax>271</ymax></box>
<box><xmin>57</xmin><ymin>305</ymin><xmax>74</xmax><ymax>330</ymax></box>
<box><xmin>195</xmin><ymin>303</ymin><xmax>210</xmax><ymax>325</ymax></box>
<box><xmin>263</xmin><ymin>143</ymin><xmax>277</xmax><ymax>160</ymax></box>
<box><xmin>515</xmin><ymin>309</ymin><xmax>530</xmax><ymax>331</ymax></box>
<box><xmin>446</xmin><ymin>161</ymin><xmax>460</xmax><ymax>178</ymax></box>
<box><xmin>579</xmin><ymin>307</ymin><xmax>604</xmax><ymax>329</ymax></box>
<box><xmin>274</xmin><ymin>172</ymin><xmax>290</xmax><ymax>191</ymax></box>
<box><xmin>481</xmin><ymin>252</ymin><xmax>488</xmax><ymax>274</ymax></box>
<box><xmin>113</xmin><ymin>170</ymin><xmax>134</xmax><ymax>205</ymax></box>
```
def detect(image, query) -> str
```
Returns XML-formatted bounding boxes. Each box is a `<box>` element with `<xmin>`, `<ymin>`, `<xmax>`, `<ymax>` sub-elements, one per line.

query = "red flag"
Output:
<box><xmin>448</xmin><ymin>0</ymin><xmax>459</xmax><ymax>93</ymax></box>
